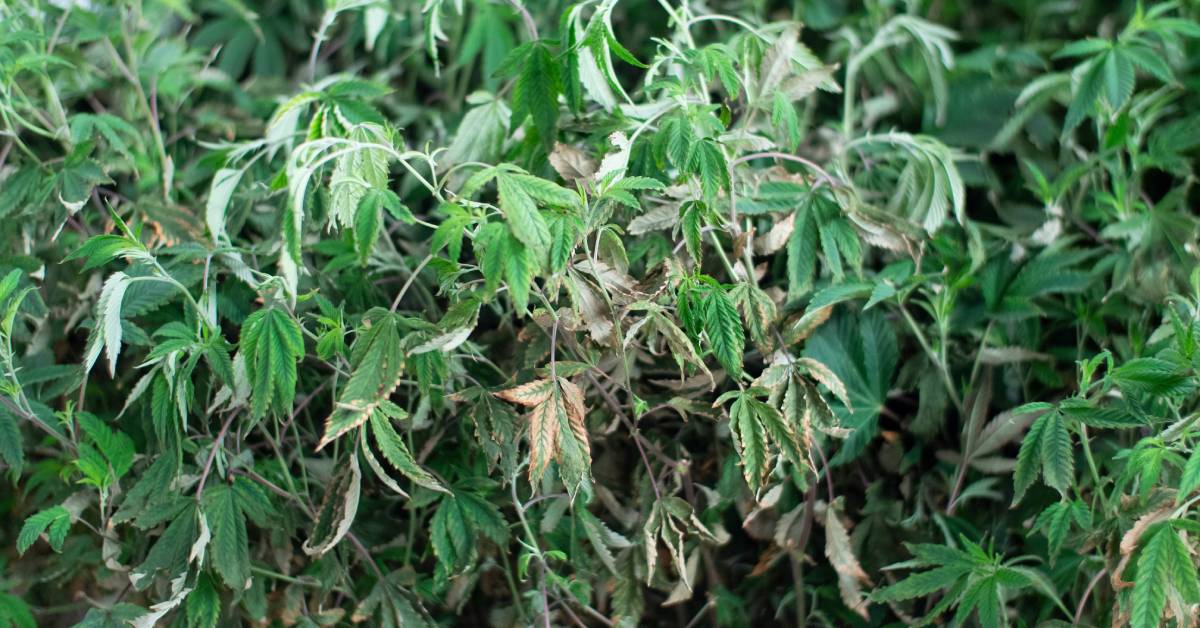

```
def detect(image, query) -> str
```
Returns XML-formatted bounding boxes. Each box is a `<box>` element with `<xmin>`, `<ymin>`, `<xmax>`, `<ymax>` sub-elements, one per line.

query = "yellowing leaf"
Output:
<box><xmin>526</xmin><ymin>390</ymin><xmax>561</xmax><ymax>484</ymax></box>
<box><xmin>495</xmin><ymin>377</ymin><xmax>592</xmax><ymax>491</ymax></box>
<box><xmin>318</xmin><ymin>313</ymin><xmax>404</xmax><ymax>450</ymax></box>
<box><xmin>824</xmin><ymin>506</ymin><xmax>871</xmax><ymax>618</ymax></box>
<box><xmin>495</xmin><ymin>378</ymin><xmax>554</xmax><ymax>407</ymax></box>
<box><xmin>302</xmin><ymin>454</ymin><xmax>361</xmax><ymax>557</ymax></box>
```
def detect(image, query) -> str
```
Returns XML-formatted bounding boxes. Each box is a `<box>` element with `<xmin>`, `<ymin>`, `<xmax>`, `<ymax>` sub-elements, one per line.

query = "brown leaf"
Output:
<box><xmin>749</xmin><ymin>545</ymin><xmax>783</xmax><ymax>577</ymax></box>
<box><xmin>566</xmin><ymin>272</ymin><xmax>614</xmax><ymax>344</ymax></box>
<box><xmin>495</xmin><ymin>378</ymin><xmax>554</xmax><ymax>407</ymax></box>
<box><xmin>549</xmin><ymin>143</ymin><xmax>597</xmax><ymax>182</ymax></box>
<box><xmin>732</xmin><ymin>229</ymin><xmax>751</xmax><ymax>260</ymax></box>
<box><xmin>824</xmin><ymin>507</ymin><xmax>871</xmax><ymax>619</ymax></box>
<box><xmin>527</xmin><ymin>395</ymin><xmax>560</xmax><ymax>483</ymax></box>
<box><xmin>785</xmin><ymin>305</ymin><xmax>833</xmax><ymax>344</ymax></box>
<box><xmin>1111</xmin><ymin>503</ymin><xmax>1174</xmax><ymax>589</ymax></box>
<box><xmin>757</xmin><ymin>212</ymin><xmax>795</xmax><ymax>255</ymax></box>
<box><xmin>559</xmin><ymin>378</ymin><xmax>590</xmax><ymax>457</ymax></box>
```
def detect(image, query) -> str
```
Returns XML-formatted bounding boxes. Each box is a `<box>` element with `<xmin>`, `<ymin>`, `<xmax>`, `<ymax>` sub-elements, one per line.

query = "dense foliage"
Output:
<box><xmin>1</xmin><ymin>0</ymin><xmax>1199</xmax><ymax>626</ymax></box>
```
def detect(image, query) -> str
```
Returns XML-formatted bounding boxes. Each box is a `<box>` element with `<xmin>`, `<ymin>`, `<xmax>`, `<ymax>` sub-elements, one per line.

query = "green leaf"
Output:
<box><xmin>232</xmin><ymin>476</ymin><xmax>276</xmax><ymax>528</ymax></box>
<box><xmin>504</xmin><ymin>233</ymin><xmax>535</xmax><ymax>315</ymax></box>
<box><xmin>64</xmin><ymin>235</ymin><xmax>143</xmax><ymax>271</ymax></box>
<box><xmin>1053</xmin><ymin>38</ymin><xmax>1111</xmax><ymax>59</ymax></box>
<box><xmin>510</xmin><ymin>173</ymin><xmax>578</xmax><ymax>209</ymax></box>
<box><xmin>186</xmin><ymin>572</ymin><xmax>221</xmax><ymax>628</ymax></box>
<box><xmin>353</xmin><ymin>188</ymin><xmax>386</xmax><ymax>265</ymax></box>
<box><xmin>1059</xmin><ymin>398</ymin><xmax>1144</xmax><ymax>428</ymax></box>
<box><xmin>688</xmin><ymin>139</ymin><xmax>729</xmax><ymax>203</ymax></box>
<box><xmin>1013</xmin><ymin>411</ymin><xmax>1048</xmax><ymax>504</ymax></box>
<box><xmin>75</xmin><ymin>412</ymin><xmax>135</xmax><ymax>481</ymax></box>
<box><xmin>456</xmin><ymin>491</ymin><xmax>508</xmax><ymax>545</ymax></box>
<box><xmin>771</xmin><ymin>91</ymin><xmax>801</xmax><ymax>150</ymax></box>
<box><xmin>1110</xmin><ymin>358</ymin><xmax>1193</xmax><ymax>397</ymax></box>
<box><xmin>703</xmin><ymin>286</ymin><xmax>744</xmax><ymax>379</ymax></box>
<box><xmin>680</xmin><ymin>201</ymin><xmax>704</xmax><ymax>265</ymax></box>
<box><xmin>240</xmin><ymin>307</ymin><xmax>304</xmax><ymax>419</ymax></box>
<box><xmin>368</xmin><ymin>410</ymin><xmax>448</xmax><ymax>493</ymax></box>
<box><xmin>17</xmin><ymin>506</ymin><xmax>70</xmax><ymax>555</ymax></box>
<box><xmin>0</xmin><ymin>592</ymin><xmax>35</xmax><ymax>628</ymax></box>
<box><xmin>1131</xmin><ymin>524</ymin><xmax>1173</xmax><ymax>628</ymax></box>
<box><xmin>1179</xmin><ymin>447</ymin><xmax>1200</xmax><ymax>505</ymax></box>
<box><xmin>547</xmin><ymin>211</ymin><xmax>580</xmax><ymax>274</ymax></box>
<box><xmin>1101</xmin><ymin>49</ymin><xmax>1134</xmax><ymax>111</ymax></box>
<box><xmin>432</xmin><ymin>202</ymin><xmax>474</xmax><ymax>262</ymax></box>
<box><xmin>786</xmin><ymin>207</ymin><xmax>817</xmax><ymax>300</ymax></box>
<box><xmin>131</xmin><ymin>505</ymin><xmax>198</xmax><ymax>590</ymax></box>
<box><xmin>0</xmin><ymin>405</ymin><xmax>25</xmax><ymax>480</ymax></box>
<box><xmin>429</xmin><ymin>489</ymin><xmax>508</xmax><ymax>575</ymax></box>
<box><xmin>802</xmin><ymin>309</ymin><xmax>897</xmax><ymax>465</ymax></box>
<box><xmin>1169</xmin><ymin>525</ymin><xmax>1200</xmax><ymax>604</ymax></box>
<box><xmin>871</xmin><ymin>564</ymin><xmax>972</xmax><ymax>602</ymax></box>
<box><xmin>511</xmin><ymin>43</ymin><xmax>562</xmax><ymax>147</ymax></box>
<box><xmin>497</xmin><ymin>173</ymin><xmax>552</xmax><ymax>257</ymax></box>
<box><xmin>203</xmin><ymin>483</ymin><xmax>251</xmax><ymax>590</ymax></box>
<box><xmin>443</xmin><ymin>96</ymin><xmax>511</xmax><ymax>168</ymax></box>
<box><xmin>430</xmin><ymin>493</ymin><xmax>474</xmax><ymax>573</ymax></box>
<box><xmin>1064</xmin><ymin>58</ymin><xmax>1105</xmax><ymax>134</ymax></box>
<box><xmin>1039</xmin><ymin>411</ymin><xmax>1073</xmax><ymax>495</ymax></box>
<box><xmin>1034</xmin><ymin>500</ymin><xmax>1084</xmax><ymax>564</ymax></box>
<box><xmin>319</xmin><ymin>312</ymin><xmax>403</xmax><ymax>449</ymax></box>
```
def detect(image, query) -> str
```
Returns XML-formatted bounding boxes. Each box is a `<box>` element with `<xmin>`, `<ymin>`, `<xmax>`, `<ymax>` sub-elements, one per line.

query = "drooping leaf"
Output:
<box><xmin>303</xmin><ymin>454</ymin><xmax>362</xmax><ymax>557</ymax></box>
<box><xmin>318</xmin><ymin>312</ymin><xmax>403</xmax><ymax>449</ymax></box>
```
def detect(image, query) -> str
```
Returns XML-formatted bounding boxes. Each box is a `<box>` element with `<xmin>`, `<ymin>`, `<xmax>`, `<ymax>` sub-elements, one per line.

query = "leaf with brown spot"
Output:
<box><xmin>494</xmin><ymin>378</ymin><xmax>554</xmax><ymax>407</ymax></box>
<box><xmin>317</xmin><ymin>313</ymin><xmax>404</xmax><ymax>451</ymax></box>
<box><xmin>824</xmin><ymin>505</ymin><xmax>871</xmax><ymax>618</ymax></box>
<box><xmin>785</xmin><ymin>305</ymin><xmax>832</xmax><ymax>344</ymax></box>
<box><xmin>1112</xmin><ymin>503</ymin><xmax>1174</xmax><ymax>589</ymax></box>
<box><xmin>559</xmin><ymin>378</ymin><xmax>590</xmax><ymax>457</ymax></box>
<box><xmin>798</xmin><ymin>357</ymin><xmax>852</xmax><ymax>410</ymax></box>
<box><xmin>525</xmin><ymin>393</ymin><xmax>560</xmax><ymax>484</ymax></box>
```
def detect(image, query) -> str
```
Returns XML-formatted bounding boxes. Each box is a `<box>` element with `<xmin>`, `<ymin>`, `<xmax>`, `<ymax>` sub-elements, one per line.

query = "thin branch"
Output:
<box><xmin>1074</xmin><ymin>567</ymin><xmax>1106</xmax><ymax>625</ymax></box>
<box><xmin>195</xmin><ymin>411</ymin><xmax>239</xmax><ymax>500</ymax></box>
<box><xmin>731</xmin><ymin>151</ymin><xmax>841</xmax><ymax>189</ymax></box>
<box><xmin>506</xmin><ymin>0</ymin><xmax>539</xmax><ymax>41</ymax></box>
<box><xmin>584</xmin><ymin>371</ymin><xmax>663</xmax><ymax>500</ymax></box>
<box><xmin>390</xmin><ymin>254</ymin><xmax>433</xmax><ymax>312</ymax></box>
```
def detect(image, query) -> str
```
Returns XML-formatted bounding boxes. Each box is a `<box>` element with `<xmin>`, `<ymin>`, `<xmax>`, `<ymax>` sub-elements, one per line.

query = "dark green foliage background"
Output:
<box><xmin>0</xmin><ymin>0</ymin><xmax>1199</xmax><ymax>627</ymax></box>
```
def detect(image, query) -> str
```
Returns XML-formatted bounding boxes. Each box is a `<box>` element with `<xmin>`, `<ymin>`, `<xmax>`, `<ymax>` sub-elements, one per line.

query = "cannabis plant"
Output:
<box><xmin>1</xmin><ymin>0</ymin><xmax>1198</xmax><ymax>626</ymax></box>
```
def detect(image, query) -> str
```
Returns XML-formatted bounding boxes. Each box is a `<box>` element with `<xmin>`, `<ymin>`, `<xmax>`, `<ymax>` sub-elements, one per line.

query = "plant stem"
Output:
<box><xmin>898</xmin><ymin>302</ymin><xmax>964</xmax><ymax>413</ymax></box>
<box><xmin>1076</xmin><ymin>423</ymin><xmax>1107</xmax><ymax>507</ymax></box>
<box><xmin>105</xmin><ymin>10</ymin><xmax>171</xmax><ymax>201</ymax></box>
<box><xmin>194</xmin><ymin>411</ymin><xmax>238</xmax><ymax>500</ymax></box>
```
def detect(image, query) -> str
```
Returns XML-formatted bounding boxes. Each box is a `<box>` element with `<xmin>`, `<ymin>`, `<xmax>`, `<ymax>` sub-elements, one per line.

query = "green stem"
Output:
<box><xmin>104</xmin><ymin>12</ymin><xmax>171</xmax><ymax>201</ymax></box>
<box><xmin>250</xmin><ymin>565</ymin><xmax>321</xmax><ymax>587</ymax></box>
<box><xmin>707</xmin><ymin>231</ymin><xmax>740</xmax><ymax>282</ymax></box>
<box><xmin>898</xmin><ymin>302</ymin><xmax>964</xmax><ymax>413</ymax></box>
<box><xmin>1076</xmin><ymin>423</ymin><xmax>1107</xmax><ymax>508</ymax></box>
